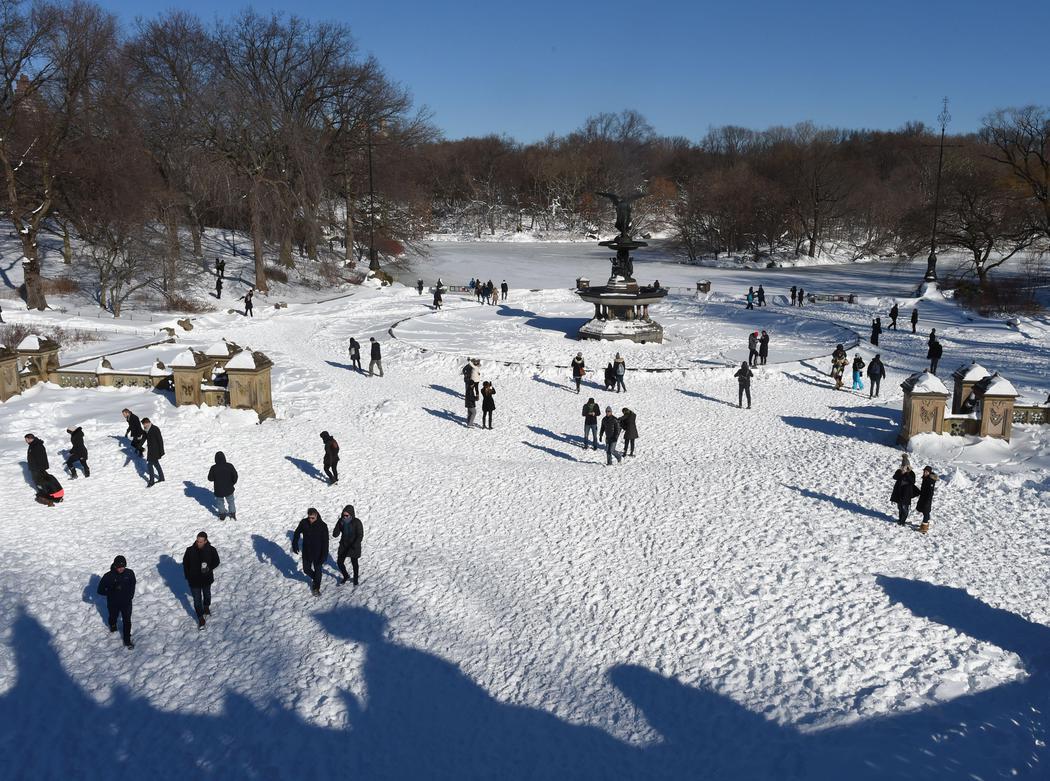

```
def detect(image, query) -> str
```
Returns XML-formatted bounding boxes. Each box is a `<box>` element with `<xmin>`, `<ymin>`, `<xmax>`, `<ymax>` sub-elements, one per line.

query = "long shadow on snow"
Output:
<box><xmin>521</xmin><ymin>441</ymin><xmax>579</xmax><ymax>462</ymax></box>
<box><xmin>251</xmin><ymin>534</ymin><xmax>302</xmax><ymax>581</ymax></box>
<box><xmin>422</xmin><ymin>407</ymin><xmax>466</xmax><ymax>427</ymax></box>
<box><xmin>182</xmin><ymin>481</ymin><xmax>216</xmax><ymax>516</ymax></box>
<box><xmin>156</xmin><ymin>554</ymin><xmax>196</xmax><ymax>620</ymax></box>
<box><xmin>782</xmin><ymin>484</ymin><xmax>894</xmax><ymax>525</ymax></box>
<box><xmin>19</xmin><ymin>461</ymin><xmax>34</xmax><ymax>488</ymax></box>
<box><xmin>284</xmin><ymin>456</ymin><xmax>327</xmax><ymax>482</ymax></box>
<box><xmin>324</xmin><ymin>360</ymin><xmax>363</xmax><ymax>375</ymax></box>
<box><xmin>109</xmin><ymin>435</ymin><xmax>148</xmax><ymax>479</ymax></box>
<box><xmin>428</xmin><ymin>383</ymin><xmax>462</xmax><ymax>399</ymax></box>
<box><xmin>676</xmin><ymin>388</ymin><xmax>737</xmax><ymax>408</ymax></box>
<box><xmin>781</xmin><ymin>415</ymin><xmax>896</xmax><ymax>445</ymax></box>
<box><xmin>81</xmin><ymin>574</ymin><xmax>107</xmax><ymax>626</ymax></box>
<box><xmin>5</xmin><ymin>580</ymin><xmax>1044</xmax><ymax>778</ymax></box>
<box><xmin>526</xmin><ymin>425</ymin><xmax>581</xmax><ymax>449</ymax></box>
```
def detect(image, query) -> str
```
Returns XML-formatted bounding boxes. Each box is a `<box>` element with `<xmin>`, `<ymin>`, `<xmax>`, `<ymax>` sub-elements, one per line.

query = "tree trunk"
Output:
<box><xmin>280</xmin><ymin>230</ymin><xmax>293</xmax><ymax>268</ymax></box>
<box><xmin>190</xmin><ymin>220</ymin><xmax>202</xmax><ymax>258</ymax></box>
<box><xmin>163</xmin><ymin>212</ymin><xmax>180</xmax><ymax>297</ymax></box>
<box><xmin>344</xmin><ymin>189</ymin><xmax>354</xmax><ymax>262</ymax></box>
<box><xmin>20</xmin><ymin>235</ymin><xmax>47</xmax><ymax>310</ymax></box>
<box><xmin>250</xmin><ymin>182</ymin><xmax>268</xmax><ymax>293</ymax></box>
<box><xmin>62</xmin><ymin>223</ymin><xmax>72</xmax><ymax>265</ymax></box>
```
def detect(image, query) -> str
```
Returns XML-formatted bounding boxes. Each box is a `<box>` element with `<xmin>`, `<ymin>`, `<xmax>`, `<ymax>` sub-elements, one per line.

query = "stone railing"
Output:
<box><xmin>1013</xmin><ymin>404</ymin><xmax>1050</xmax><ymax>425</ymax></box>
<box><xmin>807</xmin><ymin>293</ymin><xmax>856</xmax><ymax>304</ymax></box>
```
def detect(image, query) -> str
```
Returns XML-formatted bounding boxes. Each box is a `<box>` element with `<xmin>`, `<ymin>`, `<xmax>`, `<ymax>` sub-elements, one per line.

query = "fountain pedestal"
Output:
<box><xmin>575</xmin><ymin>234</ymin><xmax>666</xmax><ymax>343</ymax></box>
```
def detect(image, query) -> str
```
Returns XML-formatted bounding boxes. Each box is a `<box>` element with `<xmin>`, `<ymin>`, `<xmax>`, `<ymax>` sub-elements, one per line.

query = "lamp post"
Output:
<box><xmin>924</xmin><ymin>97</ymin><xmax>951</xmax><ymax>283</ymax></box>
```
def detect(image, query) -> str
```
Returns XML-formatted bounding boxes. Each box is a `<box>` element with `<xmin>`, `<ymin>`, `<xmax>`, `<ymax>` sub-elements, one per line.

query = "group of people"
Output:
<box><xmin>789</xmin><ymin>286</ymin><xmax>806</xmax><ymax>307</ymax></box>
<box><xmin>579</xmin><ymin>398</ymin><xmax>639</xmax><ymax>465</ymax></box>
<box><xmin>570</xmin><ymin>352</ymin><xmax>627</xmax><ymax>394</ymax></box>
<box><xmin>745</xmin><ymin>286</ymin><xmax>766</xmax><ymax>309</ymax></box>
<box><xmin>830</xmin><ymin>346</ymin><xmax>886</xmax><ymax>397</ymax></box>
<box><xmin>890</xmin><ymin>455</ymin><xmax>937</xmax><ymax>534</ymax></box>
<box><xmin>347</xmin><ymin>337</ymin><xmax>384</xmax><ymax>376</ymax></box>
<box><xmin>469</xmin><ymin>278</ymin><xmax>508</xmax><ymax>305</ymax></box>
<box><xmin>747</xmin><ymin>331</ymin><xmax>770</xmax><ymax>367</ymax></box>
<box><xmin>461</xmin><ymin>358</ymin><xmax>497</xmax><ymax>428</ymax></box>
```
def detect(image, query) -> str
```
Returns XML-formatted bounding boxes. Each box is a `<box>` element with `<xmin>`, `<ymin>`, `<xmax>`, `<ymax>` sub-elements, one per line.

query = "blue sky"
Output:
<box><xmin>103</xmin><ymin>0</ymin><xmax>1047</xmax><ymax>142</ymax></box>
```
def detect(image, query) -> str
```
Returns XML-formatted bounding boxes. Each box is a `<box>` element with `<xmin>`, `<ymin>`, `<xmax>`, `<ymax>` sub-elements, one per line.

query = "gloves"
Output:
<box><xmin>291</xmin><ymin>545</ymin><xmax>299</xmax><ymax>555</ymax></box>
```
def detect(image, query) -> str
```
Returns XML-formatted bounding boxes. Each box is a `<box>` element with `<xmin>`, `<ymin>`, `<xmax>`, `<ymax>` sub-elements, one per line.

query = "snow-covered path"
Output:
<box><xmin>0</xmin><ymin>259</ymin><xmax>1048</xmax><ymax>778</ymax></box>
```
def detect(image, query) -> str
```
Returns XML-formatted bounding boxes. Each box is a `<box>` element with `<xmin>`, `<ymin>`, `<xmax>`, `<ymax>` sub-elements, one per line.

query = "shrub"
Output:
<box><xmin>947</xmin><ymin>276</ymin><xmax>1043</xmax><ymax>316</ymax></box>
<box><xmin>0</xmin><ymin>323</ymin><xmax>99</xmax><ymax>348</ymax></box>
<box><xmin>166</xmin><ymin>295</ymin><xmax>212</xmax><ymax>314</ymax></box>
<box><xmin>264</xmin><ymin>265</ymin><xmax>289</xmax><ymax>284</ymax></box>
<box><xmin>41</xmin><ymin>276</ymin><xmax>81</xmax><ymax>295</ymax></box>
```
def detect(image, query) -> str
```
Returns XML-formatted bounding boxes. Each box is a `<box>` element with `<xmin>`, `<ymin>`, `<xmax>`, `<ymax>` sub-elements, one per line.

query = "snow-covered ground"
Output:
<box><xmin>1</xmin><ymin>240</ymin><xmax>1049</xmax><ymax>779</ymax></box>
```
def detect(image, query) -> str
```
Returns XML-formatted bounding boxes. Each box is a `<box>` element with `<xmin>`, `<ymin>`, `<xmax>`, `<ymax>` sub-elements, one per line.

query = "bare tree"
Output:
<box><xmin>981</xmin><ymin>106</ymin><xmax>1050</xmax><ymax>243</ymax></box>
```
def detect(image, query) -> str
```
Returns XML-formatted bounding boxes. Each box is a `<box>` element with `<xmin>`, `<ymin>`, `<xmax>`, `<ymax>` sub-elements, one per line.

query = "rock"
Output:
<box><xmin>176</xmin><ymin>318</ymin><xmax>193</xmax><ymax>331</ymax></box>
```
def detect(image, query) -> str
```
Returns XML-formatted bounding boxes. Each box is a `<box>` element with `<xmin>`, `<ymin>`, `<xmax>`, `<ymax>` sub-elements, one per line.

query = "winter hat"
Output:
<box><xmin>341</xmin><ymin>504</ymin><xmax>355</xmax><ymax>518</ymax></box>
<box><xmin>605</xmin><ymin>406</ymin><xmax>613</xmax><ymax>413</ymax></box>
<box><xmin>900</xmin><ymin>454</ymin><xmax>911</xmax><ymax>469</ymax></box>
<box><xmin>113</xmin><ymin>555</ymin><xmax>127</xmax><ymax>568</ymax></box>
<box><xmin>320</xmin><ymin>431</ymin><xmax>330</xmax><ymax>440</ymax></box>
<box><xmin>24</xmin><ymin>433</ymin><xmax>34</xmax><ymax>440</ymax></box>
<box><xmin>307</xmin><ymin>507</ymin><xmax>320</xmax><ymax>518</ymax></box>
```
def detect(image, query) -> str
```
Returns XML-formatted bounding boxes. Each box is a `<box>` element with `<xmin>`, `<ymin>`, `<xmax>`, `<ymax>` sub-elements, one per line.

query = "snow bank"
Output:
<box><xmin>16</xmin><ymin>334</ymin><xmax>41</xmax><ymax>351</ymax></box>
<box><xmin>902</xmin><ymin>371</ymin><xmax>948</xmax><ymax>395</ymax></box>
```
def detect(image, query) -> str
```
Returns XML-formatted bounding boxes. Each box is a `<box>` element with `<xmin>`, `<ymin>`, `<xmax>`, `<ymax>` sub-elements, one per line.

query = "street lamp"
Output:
<box><xmin>924</xmin><ymin>97</ymin><xmax>951</xmax><ymax>283</ymax></box>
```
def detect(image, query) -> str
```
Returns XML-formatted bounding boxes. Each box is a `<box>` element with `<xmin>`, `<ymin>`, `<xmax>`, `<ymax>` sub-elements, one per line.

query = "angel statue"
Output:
<box><xmin>595</xmin><ymin>191</ymin><xmax>647</xmax><ymax>238</ymax></box>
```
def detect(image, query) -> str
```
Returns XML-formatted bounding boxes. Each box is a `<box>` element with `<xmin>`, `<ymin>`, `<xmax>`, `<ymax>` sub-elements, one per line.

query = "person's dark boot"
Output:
<box><xmin>203</xmin><ymin>606</ymin><xmax>210</xmax><ymax>615</ymax></box>
<box><xmin>198</xmin><ymin>617</ymin><xmax>206</xmax><ymax>630</ymax></box>
<box><xmin>124</xmin><ymin>638</ymin><xmax>135</xmax><ymax>649</ymax></box>
<box><xmin>83</xmin><ymin>464</ymin><xmax>90</xmax><ymax>477</ymax></box>
<box><xmin>109</xmin><ymin>623</ymin><xmax>118</xmax><ymax>633</ymax></box>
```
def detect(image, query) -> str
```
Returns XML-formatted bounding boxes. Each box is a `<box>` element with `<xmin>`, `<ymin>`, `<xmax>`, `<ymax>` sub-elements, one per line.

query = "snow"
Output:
<box><xmin>206</xmin><ymin>340</ymin><xmax>233</xmax><ymax>357</ymax></box>
<box><xmin>0</xmin><ymin>241</ymin><xmax>1049</xmax><ymax>778</ymax></box>
<box><xmin>16</xmin><ymin>334</ymin><xmax>41</xmax><ymax>351</ymax></box>
<box><xmin>224</xmin><ymin>349</ymin><xmax>258</xmax><ymax>370</ymax></box>
<box><xmin>981</xmin><ymin>374</ymin><xmax>1018</xmax><ymax>397</ymax></box>
<box><xmin>169</xmin><ymin>349</ymin><xmax>200</xmax><ymax>368</ymax></box>
<box><xmin>903</xmin><ymin>371</ymin><xmax>949</xmax><ymax>395</ymax></box>
<box><xmin>953</xmin><ymin>362</ymin><xmax>990</xmax><ymax>382</ymax></box>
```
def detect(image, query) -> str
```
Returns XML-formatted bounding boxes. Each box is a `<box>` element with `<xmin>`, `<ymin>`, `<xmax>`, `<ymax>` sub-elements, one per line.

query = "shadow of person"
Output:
<box><xmin>108</xmin><ymin>435</ymin><xmax>147</xmax><ymax>477</ymax></box>
<box><xmin>521</xmin><ymin>441</ymin><xmax>579</xmax><ymax>462</ymax></box>
<box><xmin>284</xmin><ymin>456</ymin><xmax>326</xmax><ymax>482</ymax></box>
<box><xmin>428</xmin><ymin>383</ymin><xmax>462</xmax><ymax>399</ymax></box>
<box><xmin>782</xmin><ymin>483</ymin><xmax>894</xmax><ymax>525</ymax></box>
<box><xmin>422</xmin><ymin>407</ymin><xmax>465</xmax><ymax>426</ymax></box>
<box><xmin>676</xmin><ymin>388</ymin><xmax>738</xmax><ymax>408</ymax></box>
<box><xmin>156</xmin><ymin>554</ymin><xmax>196</xmax><ymax>620</ymax></box>
<box><xmin>19</xmin><ymin>460</ymin><xmax>34</xmax><ymax>488</ymax></box>
<box><xmin>81</xmin><ymin>574</ymin><xmax>107</xmax><ymax>626</ymax></box>
<box><xmin>182</xmin><ymin>481</ymin><xmax>215</xmax><ymax>515</ymax></box>
<box><xmin>251</xmin><ymin>533</ymin><xmax>302</xmax><ymax>581</ymax></box>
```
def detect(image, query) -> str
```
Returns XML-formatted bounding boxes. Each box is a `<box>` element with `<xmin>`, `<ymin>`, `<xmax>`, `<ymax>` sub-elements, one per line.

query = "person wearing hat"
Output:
<box><xmin>24</xmin><ymin>433</ymin><xmax>49</xmax><ymax>485</ymax></box>
<box><xmin>97</xmin><ymin>555</ymin><xmax>136</xmax><ymax>648</ymax></box>
<box><xmin>867</xmin><ymin>354</ymin><xmax>887</xmax><ymax>398</ymax></box>
<box><xmin>65</xmin><ymin>426</ymin><xmax>90</xmax><ymax>478</ymax></box>
<box><xmin>748</xmin><ymin>332</ymin><xmax>759</xmax><ymax>367</ymax></box>
<box><xmin>599</xmin><ymin>406</ymin><xmax>622</xmax><ymax>466</ymax></box>
<box><xmin>619</xmin><ymin>407</ymin><xmax>639</xmax><ymax>458</ymax></box>
<box><xmin>332</xmin><ymin>505</ymin><xmax>364</xmax><ymax>585</ymax></box>
<box><xmin>571</xmin><ymin>352</ymin><xmax>586</xmax><ymax>394</ymax></box>
<box><xmin>890</xmin><ymin>455</ymin><xmax>917</xmax><ymax>527</ymax></box>
<box><xmin>292</xmin><ymin>508</ymin><xmax>330</xmax><ymax>596</ymax></box>
<box><xmin>734</xmin><ymin>361</ymin><xmax>753</xmax><ymax>409</ymax></box>
<box><xmin>759</xmin><ymin>330</ymin><xmax>770</xmax><ymax>365</ymax></box>
<box><xmin>613</xmin><ymin>353</ymin><xmax>627</xmax><ymax>393</ymax></box>
<box><xmin>183</xmin><ymin>532</ymin><xmax>220</xmax><ymax>629</ymax></box>
<box><xmin>916</xmin><ymin>466</ymin><xmax>938</xmax><ymax>534</ymax></box>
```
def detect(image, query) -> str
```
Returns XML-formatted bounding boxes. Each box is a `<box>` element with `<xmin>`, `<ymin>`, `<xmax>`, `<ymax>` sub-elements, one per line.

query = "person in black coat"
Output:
<box><xmin>464</xmin><ymin>381</ymin><xmax>478</xmax><ymax>428</ymax></box>
<box><xmin>599</xmin><ymin>407</ymin><xmax>622</xmax><ymax>466</ymax></box>
<box><xmin>122</xmin><ymin>408</ymin><xmax>145</xmax><ymax>456</ymax></box>
<box><xmin>603</xmin><ymin>362</ymin><xmax>615</xmax><ymax>392</ymax></box>
<box><xmin>320</xmin><ymin>431</ymin><xmax>339</xmax><ymax>484</ymax></box>
<box><xmin>889</xmin><ymin>303</ymin><xmax>899</xmax><ymax>330</ymax></box>
<box><xmin>757</xmin><ymin>285</ymin><xmax>766</xmax><ymax>306</ymax></box>
<box><xmin>64</xmin><ymin>426</ymin><xmax>90</xmax><ymax>478</ymax></box>
<box><xmin>480</xmin><ymin>381</ymin><xmax>496</xmax><ymax>429</ymax></box>
<box><xmin>582</xmin><ymin>398</ymin><xmax>600</xmax><ymax>450</ymax></box>
<box><xmin>97</xmin><ymin>555</ymin><xmax>136</xmax><ymax>648</ymax></box>
<box><xmin>890</xmin><ymin>455</ymin><xmax>917</xmax><ymax>526</ymax></box>
<box><xmin>348</xmin><ymin>338</ymin><xmax>362</xmax><ymax>372</ymax></box>
<box><xmin>183</xmin><ymin>532</ymin><xmax>220</xmax><ymax>628</ymax></box>
<box><xmin>910</xmin><ymin>307</ymin><xmax>919</xmax><ymax>333</ymax></box>
<box><xmin>570</xmin><ymin>352</ymin><xmax>585</xmax><ymax>393</ymax></box>
<box><xmin>368</xmin><ymin>337</ymin><xmax>383</xmax><ymax>377</ymax></box>
<box><xmin>790</xmin><ymin>286</ymin><xmax>797</xmax><ymax>306</ymax></box>
<box><xmin>292</xmin><ymin>508</ymin><xmax>330</xmax><ymax>595</ymax></box>
<box><xmin>927</xmin><ymin>338</ymin><xmax>943</xmax><ymax>374</ymax></box>
<box><xmin>619</xmin><ymin>408</ymin><xmax>639</xmax><ymax>457</ymax></box>
<box><xmin>24</xmin><ymin>433</ymin><xmax>48</xmax><ymax>483</ymax></box>
<box><xmin>242</xmin><ymin>288</ymin><xmax>254</xmax><ymax>317</ymax></box>
<box><xmin>870</xmin><ymin>317</ymin><xmax>882</xmax><ymax>346</ymax></box>
<box><xmin>916</xmin><ymin>467</ymin><xmax>938</xmax><ymax>534</ymax></box>
<box><xmin>207</xmin><ymin>451</ymin><xmax>238</xmax><ymax>520</ymax></box>
<box><xmin>797</xmin><ymin>287</ymin><xmax>805</xmax><ymax>307</ymax></box>
<box><xmin>747</xmin><ymin>331</ymin><xmax>759</xmax><ymax>367</ymax></box>
<box><xmin>759</xmin><ymin>330</ymin><xmax>770</xmax><ymax>365</ymax></box>
<box><xmin>215</xmin><ymin>275</ymin><xmax>223</xmax><ymax>299</ymax></box>
<box><xmin>734</xmin><ymin>362</ymin><xmax>753</xmax><ymax>409</ymax></box>
<box><xmin>332</xmin><ymin>504</ymin><xmax>364</xmax><ymax>585</ymax></box>
<box><xmin>866</xmin><ymin>354</ymin><xmax>887</xmax><ymax>398</ymax></box>
<box><xmin>142</xmin><ymin>418</ymin><xmax>165</xmax><ymax>486</ymax></box>
<box><xmin>500</xmin><ymin>280</ymin><xmax>508</xmax><ymax>300</ymax></box>
<box><xmin>34</xmin><ymin>472</ymin><xmax>64</xmax><ymax>506</ymax></box>
<box><xmin>216</xmin><ymin>257</ymin><xmax>226</xmax><ymax>279</ymax></box>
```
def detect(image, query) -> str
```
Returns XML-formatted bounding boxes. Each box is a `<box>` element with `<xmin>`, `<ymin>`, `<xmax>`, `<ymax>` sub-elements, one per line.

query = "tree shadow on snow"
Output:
<box><xmin>4</xmin><ymin>582</ymin><xmax>1047</xmax><ymax>778</ymax></box>
<box><xmin>156</xmin><ymin>555</ymin><xmax>196</xmax><ymax>620</ymax></box>
<box><xmin>521</xmin><ymin>441</ymin><xmax>579</xmax><ymax>462</ymax></box>
<box><xmin>182</xmin><ymin>481</ymin><xmax>216</xmax><ymax>516</ymax></box>
<box><xmin>782</xmin><ymin>484</ymin><xmax>894</xmax><ymax>525</ymax></box>
<box><xmin>81</xmin><ymin>574</ymin><xmax>107</xmax><ymax>626</ymax></box>
<box><xmin>422</xmin><ymin>407</ymin><xmax>466</xmax><ymax>427</ymax></box>
<box><xmin>251</xmin><ymin>534</ymin><xmax>302</xmax><ymax>581</ymax></box>
<box><xmin>284</xmin><ymin>456</ymin><xmax>327</xmax><ymax>482</ymax></box>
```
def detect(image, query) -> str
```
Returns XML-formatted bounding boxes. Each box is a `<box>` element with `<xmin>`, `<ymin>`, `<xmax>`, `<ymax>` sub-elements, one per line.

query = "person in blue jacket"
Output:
<box><xmin>97</xmin><ymin>555</ymin><xmax>136</xmax><ymax>649</ymax></box>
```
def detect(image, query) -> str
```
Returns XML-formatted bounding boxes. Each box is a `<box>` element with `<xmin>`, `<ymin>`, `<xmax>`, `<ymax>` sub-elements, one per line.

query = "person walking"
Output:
<box><xmin>417</xmin><ymin>279</ymin><xmax>424</xmax><ymax>295</ymax></box>
<box><xmin>332</xmin><ymin>505</ymin><xmax>364</xmax><ymax>586</ymax></box>
<box><xmin>757</xmin><ymin>285</ymin><xmax>766</xmax><ymax>307</ymax></box>
<box><xmin>207</xmin><ymin>451</ymin><xmax>238</xmax><ymax>520</ymax></box>
<box><xmin>759</xmin><ymin>330</ymin><xmax>770</xmax><ymax>365</ymax></box>
<box><xmin>433</xmin><ymin>284</ymin><xmax>443</xmax><ymax>309</ymax></box>
<box><xmin>599</xmin><ymin>406</ymin><xmax>622</xmax><ymax>466</ymax></box>
<box><xmin>182</xmin><ymin>532</ymin><xmax>220</xmax><ymax>629</ymax></box>
<box><xmin>797</xmin><ymin>287</ymin><xmax>805</xmax><ymax>307</ymax></box>
<box><xmin>480</xmin><ymin>381</ymin><xmax>496</xmax><ymax>429</ymax></box>
<box><xmin>500</xmin><ymin>280</ymin><xmax>508</xmax><ymax>301</ymax></box>
<box><xmin>25</xmin><ymin>433</ymin><xmax>49</xmax><ymax>485</ymax></box>
<box><xmin>582</xmin><ymin>397</ymin><xmax>600</xmax><ymax>450</ymax></box>
<box><xmin>867</xmin><ymin>354</ymin><xmax>887</xmax><ymax>398</ymax></box>
<box><xmin>613</xmin><ymin>353</ymin><xmax>627</xmax><ymax>393</ymax></box>
<box><xmin>242</xmin><ymin>288</ymin><xmax>254</xmax><ymax>317</ymax></box>
<box><xmin>97</xmin><ymin>555</ymin><xmax>136</xmax><ymax>649</ymax></box>
<box><xmin>746</xmin><ymin>287</ymin><xmax>755</xmax><ymax>310</ymax></box>
<box><xmin>870</xmin><ymin>317</ymin><xmax>882</xmax><ymax>346</ymax></box>
<box><xmin>891</xmin><ymin>455</ymin><xmax>917</xmax><ymax>527</ymax></box>
<box><xmin>348</xmin><ymin>338</ymin><xmax>362</xmax><ymax>372</ymax></box>
<box><xmin>122</xmin><ymin>408</ymin><xmax>145</xmax><ymax>456</ymax></box>
<box><xmin>571</xmin><ymin>352</ymin><xmax>586</xmax><ymax>394</ymax></box>
<box><xmin>603</xmin><ymin>362</ymin><xmax>615</xmax><ymax>391</ymax></box>
<box><xmin>215</xmin><ymin>275</ymin><xmax>223</xmax><ymax>299</ymax></box>
<box><xmin>142</xmin><ymin>418</ymin><xmax>165</xmax><ymax>487</ymax></box>
<box><xmin>928</xmin><ymin>337</ymin><xmax>943</xmax><ymax>375</ymax></box>
<box><xmin>619</xmin><ymin>407</ymin><xmax>638</xmax><ymax>458</ymax></box>
<box><xmin>320</xmin><ymin>431</ymin><xmax>339</xmax><ymax>484</ymax></box>
<box><xmin>748</xmin><ymin>331</ymin><xmax>759</xmax><ymax>367</ymax></box>
<box><xmin>910</xmin><ymin>307</ymin><xmax>919</xmax><ymax>334</ymax></box>
<box><xmin>889</xmin><ymin>303</ymin><xmax>899</xmax><ymax>330</ymax></box>
<box><xmin>464</xmin><ymin>380</ymin><xmax>478</xmax><ymax>428</ymax></box>
<box><xmin>916</xmin><ymin>466</ymin><xmax>938</xmax><ymax>534</ymax></box>
<box><xmin>368</xmin><ymin>337</ymin><xmax>383</xmax><ymax>377</ymax></box>
<box><xmin>65</xmin><ymin>426</ymin><xmax>90</xmax><ymax>479</ymax></box>
<box><xmin>851</xmin><ymin>354</ymin><xmax>865</xmax><ymax>391</ymax></box>
<box><xmin>216</xmin><ymin>257</ymin><xmax>225</xmax><ymax>279</ymax></box>
<box><xmin>831</xmin><ymin>344</ymin><xmax>848</xmax><ymax>390</ymax></box>
<box><xmin>292</xmin><ymin>508</ymin><xmax>329</xmax><ymax>596</ymax></box>
<box><xmin>790</xmin><ymin>286</ymin><xmax>797</xmax><ymax>306</ymax></box>
<box><xmin>734</xmin><ymin>362</ymin><xmax>753</xmax><ymax>408</ymax></box>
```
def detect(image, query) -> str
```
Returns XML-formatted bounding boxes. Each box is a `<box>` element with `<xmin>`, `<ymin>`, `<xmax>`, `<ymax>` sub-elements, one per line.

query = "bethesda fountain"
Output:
<box><xmin>575</xmin><ymin>191</ymin><xmax>667</xmax><ymax>343</ymax></box>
